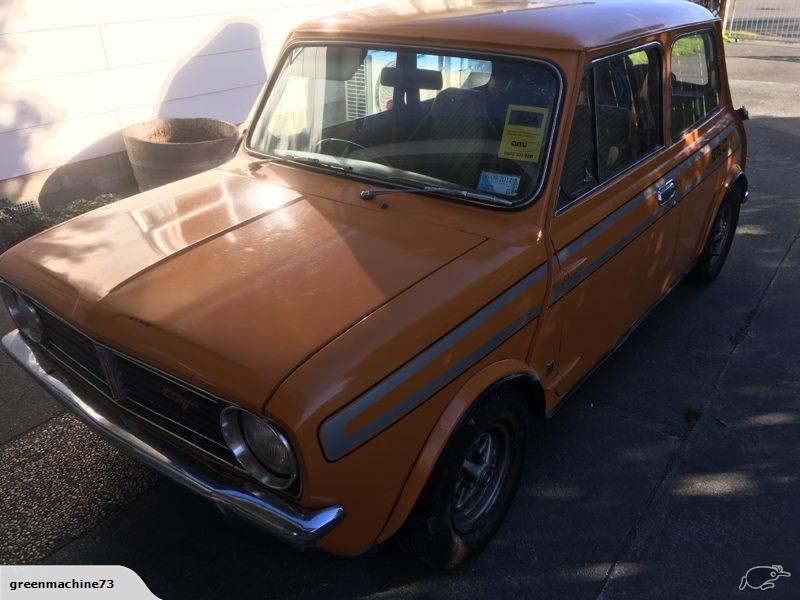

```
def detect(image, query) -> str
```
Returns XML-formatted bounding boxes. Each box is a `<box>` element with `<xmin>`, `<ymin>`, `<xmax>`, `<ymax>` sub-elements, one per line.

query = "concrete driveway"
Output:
<box><xmin>1</xmin><ymin>43</ymin><xmax>798</xmax><ymax>600</ymax></box>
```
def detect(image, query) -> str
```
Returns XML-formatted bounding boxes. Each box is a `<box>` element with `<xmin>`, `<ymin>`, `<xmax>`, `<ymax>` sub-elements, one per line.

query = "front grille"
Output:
<box><xmin>37</xmin><ymin>307</ymin><xmax>112</xmax><ymax>397</ymax></box>
<box><xmin>30</xmin><ymin>302</ymin><xmax>237</xmax><ymax>469</ymax></box>
<box><xmin>114</xmin><ymin>356</ymin><xmax>235</xmax><ymax>466</ymax></box>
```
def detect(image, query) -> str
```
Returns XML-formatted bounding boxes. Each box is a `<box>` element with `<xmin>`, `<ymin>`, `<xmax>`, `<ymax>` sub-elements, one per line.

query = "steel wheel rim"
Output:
<box><xmin>709</xmin><ymin>203</ymin><xmax>732</xmax><ymax>268</ymax></box>
<box><xmin>451</xmin><ymin>422</ymin><xmax>512</xmax><ymax>534</ymax></box>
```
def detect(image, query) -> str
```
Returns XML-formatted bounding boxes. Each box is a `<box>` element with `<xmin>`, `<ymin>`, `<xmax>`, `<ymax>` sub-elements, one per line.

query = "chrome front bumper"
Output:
<box><xmin>2</xmin><ymin>329</ymin><xmax>343</xmax><ymax>550</ymax></box>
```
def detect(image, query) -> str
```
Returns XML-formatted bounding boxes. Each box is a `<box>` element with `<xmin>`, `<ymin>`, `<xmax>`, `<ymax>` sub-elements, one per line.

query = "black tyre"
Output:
<box><xmin>688</xmin><ymin>195</ymin><xmax>740</xmax><ymax>284</ymax></box>
<box><xmin>397</xmin><ymin>387</ymin><xmax>530</xmax><ymax>568</ymax></box>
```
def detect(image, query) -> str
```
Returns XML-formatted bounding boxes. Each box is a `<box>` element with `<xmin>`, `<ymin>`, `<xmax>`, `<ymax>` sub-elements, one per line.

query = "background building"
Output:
<box><xmin>0</xmin><ymin>0</ymin><xmax>375</xmax><ymax>209</ymax></box>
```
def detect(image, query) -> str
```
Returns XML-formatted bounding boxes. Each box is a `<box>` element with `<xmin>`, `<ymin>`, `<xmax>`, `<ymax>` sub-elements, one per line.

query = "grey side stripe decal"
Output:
<box><xmin>551</xmin><ymin>124</ymin><xmax>739</xmax><ymax>303</ymax></box>
<box><xmin>320</xmin><ymin>264</ymin><xmax>547</xmax><ymax>461</ymax></box>
<box><xmin>557</xmin><ymin>191</ymin><xmax>647</xmax><ymax>265</ymax></box>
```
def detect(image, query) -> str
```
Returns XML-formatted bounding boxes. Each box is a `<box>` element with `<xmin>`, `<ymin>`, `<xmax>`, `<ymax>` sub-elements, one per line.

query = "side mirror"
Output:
<box><xmin>736</xmin><ymin>106</ymin><xmax>750</xmax><ymax>121</ymax></box>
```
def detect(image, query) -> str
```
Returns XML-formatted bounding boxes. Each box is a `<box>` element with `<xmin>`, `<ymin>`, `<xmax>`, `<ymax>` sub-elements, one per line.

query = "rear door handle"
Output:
<box><xmin>657</xmin><ymin>179</ymin><xmax>677</xmax><ymax>206</ymax></box>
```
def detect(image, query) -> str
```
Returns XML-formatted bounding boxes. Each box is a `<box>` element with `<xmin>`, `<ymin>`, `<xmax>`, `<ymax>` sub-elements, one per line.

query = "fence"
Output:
<box><xmin>725</xmin><ymin>0</ymin><xmax>800</xmax><ymax>41</ymax></box>
<box><xmin>692</xmin><ymin>0</ymin><xmax>800</xmax><ymax>41</ymax></box>
<box><xmin>694</xmin><ymin>0</ymin><xmax>725</xmax><ymax>17</ymax></box>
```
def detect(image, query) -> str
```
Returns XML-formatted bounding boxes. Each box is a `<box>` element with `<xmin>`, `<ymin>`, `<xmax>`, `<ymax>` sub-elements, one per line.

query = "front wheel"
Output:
<box><xmin>688</xmin><ymin>195</ymin><xmax>740</xmax><ymax>284</ymax></box>
<box><xmin>397</xmin><ymin>388</ymin><xmax>530</xmax><ymax>568</ymax></box>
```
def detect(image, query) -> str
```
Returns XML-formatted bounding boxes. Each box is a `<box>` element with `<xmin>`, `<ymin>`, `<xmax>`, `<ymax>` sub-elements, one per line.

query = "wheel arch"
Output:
<box><xmin>727</xmin><ymin>170</ymin><xmax>749</xmax><ymax>204</ymax></box>
<box><xmin>699</xmin><ymin>164</ymin><xmax>746</xmax><ymax>252</ymax></box>
<box><xmin>374</xmin><ymin>359</ymin><xmax>544</xmax><ymax>544</ymax></box>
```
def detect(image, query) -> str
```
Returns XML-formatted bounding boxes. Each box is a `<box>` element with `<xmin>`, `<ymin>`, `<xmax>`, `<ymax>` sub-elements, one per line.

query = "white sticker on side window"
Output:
<box><xmin>478</xmin><ymin>171</ymin><xmax>521</xmax><ymax>197</ymax></box>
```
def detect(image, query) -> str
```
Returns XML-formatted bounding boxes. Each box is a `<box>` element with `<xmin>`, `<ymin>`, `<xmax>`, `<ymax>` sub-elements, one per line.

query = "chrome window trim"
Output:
<box><xmin>556</xmin><ymin>40</ymin><xmax>666</xmax><ymax>216</ymax></box>
<box><xmin>668</xmin><ymin>27</ymin><xmax>723</xmax><ymax>142</ymax></box>
<box><xmin>243</xmin><ymin>39</ymin><xmax>565</xmax><ymax>211</ymax></box>
<box><xmin>589</xmin><ymin>40</ymin><xmax>665</xmax><ymax>67</ymax></box>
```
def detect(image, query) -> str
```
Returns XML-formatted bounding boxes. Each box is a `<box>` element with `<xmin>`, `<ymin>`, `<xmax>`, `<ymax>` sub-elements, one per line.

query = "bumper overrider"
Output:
<box><xmin>2</xmin><ymin>329</ymin><xmax>344</xmax><ymax>549</ymax></box>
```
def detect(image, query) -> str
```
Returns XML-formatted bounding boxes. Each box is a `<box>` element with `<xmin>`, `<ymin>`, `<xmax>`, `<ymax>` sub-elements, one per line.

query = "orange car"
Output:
<box><xmin>1</xmin><ymin>0</ymin><xmax>748</xmax><ymax>568</ymax></box>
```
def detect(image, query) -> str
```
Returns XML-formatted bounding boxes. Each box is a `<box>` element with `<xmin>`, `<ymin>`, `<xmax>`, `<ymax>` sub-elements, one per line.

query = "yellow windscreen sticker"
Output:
<box><xmin>498</xmin><ymin>105</ymin><xmax>549</xmax><ymax>163</ymax></box>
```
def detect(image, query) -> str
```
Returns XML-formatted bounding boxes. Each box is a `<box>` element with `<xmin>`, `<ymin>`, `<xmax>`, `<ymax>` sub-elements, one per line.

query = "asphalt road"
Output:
<box><xmin>1</xmin><ymin>44</ymin><xmax>799</xmax><ymax>599</ymax></box>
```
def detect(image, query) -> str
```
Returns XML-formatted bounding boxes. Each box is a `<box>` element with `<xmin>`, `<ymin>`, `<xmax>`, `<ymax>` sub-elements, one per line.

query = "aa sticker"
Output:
<box><xmin>498</xmin><ymin>105</ymin><xmax>549</xmax><ymax>163</ymax></box>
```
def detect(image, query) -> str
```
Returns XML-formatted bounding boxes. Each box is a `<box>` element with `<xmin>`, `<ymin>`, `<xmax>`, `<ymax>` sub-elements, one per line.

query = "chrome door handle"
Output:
<box><xmin>657</xmin><ymin>179</ymin><xmax>677</xmax><ymax>206</ymax></box>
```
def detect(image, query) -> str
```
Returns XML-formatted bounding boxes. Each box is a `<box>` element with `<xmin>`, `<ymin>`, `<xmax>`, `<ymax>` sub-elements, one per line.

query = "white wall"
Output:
<box><xmin>0</xmin><ymin>0</ymin><xmax>373</xmax><ymax>185</ymax></box>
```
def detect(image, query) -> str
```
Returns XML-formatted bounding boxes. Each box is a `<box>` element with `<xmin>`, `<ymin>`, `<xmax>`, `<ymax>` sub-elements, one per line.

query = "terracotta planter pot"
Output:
<box><xmin>123</xmin><ymin>118</ymin><xmax>239</xmax><ymax>191</ymax></box>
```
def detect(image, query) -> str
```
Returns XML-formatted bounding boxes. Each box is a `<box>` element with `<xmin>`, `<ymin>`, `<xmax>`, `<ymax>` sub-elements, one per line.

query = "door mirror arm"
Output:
<box><xmin>736</xmin><ymin>106</ymin><xmax>750</xmax><ymax>121</ymax></box>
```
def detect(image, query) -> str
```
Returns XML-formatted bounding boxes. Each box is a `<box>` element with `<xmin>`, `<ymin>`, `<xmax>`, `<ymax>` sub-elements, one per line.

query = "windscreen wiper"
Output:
<box><xmin>279</xmin><ymin>154</ymin><xmax>354</xmax><ymax>174</ymax></box>
<box><xmin>360</xmin><ymin>185</ymin><xmax>513</xmax><ymax>206</ymax></box>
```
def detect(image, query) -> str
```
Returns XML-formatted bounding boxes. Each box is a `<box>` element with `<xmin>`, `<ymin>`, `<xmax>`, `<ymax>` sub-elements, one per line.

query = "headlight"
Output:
<box><xmin>0</xmin><ymin>283</ymin><xmax>43</xmax><ymax>343</ymax></box>
<box><xmin>220</xmin><ymin>406</ymin><xmax>297</xmax><ymax>490</ymax></box>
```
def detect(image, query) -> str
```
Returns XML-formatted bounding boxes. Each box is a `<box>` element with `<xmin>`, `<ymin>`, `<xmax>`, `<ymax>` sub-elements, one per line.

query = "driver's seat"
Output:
<box><xmin>405</xmin><ymin>87</ymin><xmax>497</xmax><ymax>187</ymax></box>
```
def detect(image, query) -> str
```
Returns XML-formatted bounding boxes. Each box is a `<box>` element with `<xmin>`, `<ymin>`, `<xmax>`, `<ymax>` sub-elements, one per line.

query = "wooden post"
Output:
<box><xmin>721</xmin><ymin>0</ymin><xmax>733</xmax><ymax>35</ymax></box>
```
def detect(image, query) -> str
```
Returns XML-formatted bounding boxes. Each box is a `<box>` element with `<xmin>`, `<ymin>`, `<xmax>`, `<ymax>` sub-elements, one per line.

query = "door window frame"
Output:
<box><xmin>668</xmin><ymin>27</ymin><xmax>723</xmax><ymax>142</ymax></box>
<box><xmin>556</xmin><ymin>41</ymin><xmax>666</xmax><ymax>215</ymax></box>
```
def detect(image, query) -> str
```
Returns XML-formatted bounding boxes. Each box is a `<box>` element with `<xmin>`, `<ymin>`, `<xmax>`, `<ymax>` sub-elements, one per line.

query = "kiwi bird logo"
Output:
<box><xmin>739</xmin><ymin>565</ymin><xmax>791</xmax><ymax>591</ymax></box>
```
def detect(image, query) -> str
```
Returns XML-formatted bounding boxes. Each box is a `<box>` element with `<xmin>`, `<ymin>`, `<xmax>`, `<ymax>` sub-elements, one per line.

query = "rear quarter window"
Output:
<box><xmin>670</xmin><ymin>31</ymin><xmax>721</xmax><ymax>139</ymax></box>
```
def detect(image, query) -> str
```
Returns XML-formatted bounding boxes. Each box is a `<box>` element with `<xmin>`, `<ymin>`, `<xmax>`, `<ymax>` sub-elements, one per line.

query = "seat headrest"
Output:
<box><xmin>428</xmin><ymin>88</ymin><xmax>488</xmax><ymax>118</ymax></box>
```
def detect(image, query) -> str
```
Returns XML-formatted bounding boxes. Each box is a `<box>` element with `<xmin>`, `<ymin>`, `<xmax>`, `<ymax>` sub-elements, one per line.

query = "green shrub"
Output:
<box><xmin>48</xmin><ymin>194</ymin><xmax>118</xmax><ymax>223</ymax></box>
<box><xmin>0</xmin><ymin>194</ymin><xmax>120</xmax><ymax>253</ymax></box>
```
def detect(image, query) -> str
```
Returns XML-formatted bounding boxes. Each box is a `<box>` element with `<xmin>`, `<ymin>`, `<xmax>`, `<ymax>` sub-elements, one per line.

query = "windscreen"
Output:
<box><xmin>248</xmin><ymin>45</ymin><xmax>561</xmax><ymax>206</ymax></box>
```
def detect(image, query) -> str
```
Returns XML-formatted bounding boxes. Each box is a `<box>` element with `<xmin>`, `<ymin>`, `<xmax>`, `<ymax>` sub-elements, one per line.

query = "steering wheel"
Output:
<box><xmin>312</xmin><ymin>138</ymin><xmax>388</xmax><ymax>165</ymax></box>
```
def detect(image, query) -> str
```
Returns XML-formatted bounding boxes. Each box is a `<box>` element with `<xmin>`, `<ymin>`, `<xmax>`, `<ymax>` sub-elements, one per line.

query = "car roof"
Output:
<box><xmin>294</xmin><ymin>0</ymin><xmax>717</xmax><ymax>52</ymax></box>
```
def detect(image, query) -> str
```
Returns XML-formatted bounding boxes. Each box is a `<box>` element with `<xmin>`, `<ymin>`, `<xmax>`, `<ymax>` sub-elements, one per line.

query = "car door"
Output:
<box><xmin>547</xmin><ymin>43</ymin><xmax>680</xmax><ymax>395</ymax></box>
<box><xmin>668</xmin><ymin>28</ymin><xmax>739</xmax><ymax>274</ymax></box>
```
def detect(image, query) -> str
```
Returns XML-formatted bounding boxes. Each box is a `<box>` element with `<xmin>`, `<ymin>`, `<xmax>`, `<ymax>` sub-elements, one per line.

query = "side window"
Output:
<box><xmin>670</xmin><ymin>31</ymin><xmax>721</xmax><ymax>139</ymax></box>
<box><xmin>559</xmin><ymin>75</ymin><xmax>598</xmax><ymax>207</ymax></box>
<box><xmin>558</xmin><ymin>45</ymin><xmax>663</xmax><ymax>210</ymax></box>
<box><xmin>594</xmin><ymin>46</ymin><xmax>662</xmax><ymax>179</ymax></box>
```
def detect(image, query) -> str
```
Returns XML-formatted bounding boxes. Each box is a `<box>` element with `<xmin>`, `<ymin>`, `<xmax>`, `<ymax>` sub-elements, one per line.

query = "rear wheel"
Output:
<box><xmin>688</xmin><ymin>196</ymin><xmax>740</xmax><ymax>284</ymax></box>
<box><xmin>397</xmin><ymin>388</ymin><xmax>530</xmax><ymax>568</ymax></box>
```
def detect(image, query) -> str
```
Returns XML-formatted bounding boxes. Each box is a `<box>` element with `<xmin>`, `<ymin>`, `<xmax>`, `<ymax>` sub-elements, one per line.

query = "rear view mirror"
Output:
<box><xmin>379</xmin><ymin>66</ymin><xmax>443</xmax><ymax>90</ymax></box>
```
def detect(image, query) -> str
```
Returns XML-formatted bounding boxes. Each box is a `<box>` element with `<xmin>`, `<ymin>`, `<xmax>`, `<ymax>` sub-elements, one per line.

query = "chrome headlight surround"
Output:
<box><xmin>0</xmin><ymin>282</ymin><xmax>43</xmax><ymax>343</ymax></box>
<box><xmin>220</xmin><ymin>406</ymin><xmax>298</xmax><ymax>490</ymax></box>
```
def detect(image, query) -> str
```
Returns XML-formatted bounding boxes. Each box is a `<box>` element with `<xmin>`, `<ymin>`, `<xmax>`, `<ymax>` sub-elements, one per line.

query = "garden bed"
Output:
<box><xmin>0</xmin><ymin>194</ymin><xmax>121</xmax><ymax>253</ymax></box>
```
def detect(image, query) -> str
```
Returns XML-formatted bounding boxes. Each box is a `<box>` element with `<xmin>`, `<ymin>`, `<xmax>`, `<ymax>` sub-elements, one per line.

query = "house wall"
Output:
<box><xmin>0</xmin><ymin>0</ymin><xmax>373</xmax><ymax>208</ymax></box>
